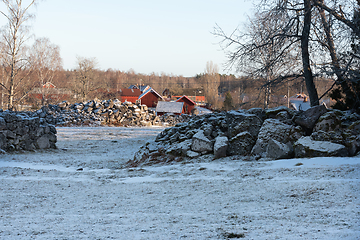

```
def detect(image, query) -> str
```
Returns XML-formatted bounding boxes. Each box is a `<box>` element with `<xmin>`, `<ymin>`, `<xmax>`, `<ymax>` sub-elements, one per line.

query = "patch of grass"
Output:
<box><xmin>295</xmin><ymin>162</ymin><xmax>303</xmax><ymax>166</ymax></box>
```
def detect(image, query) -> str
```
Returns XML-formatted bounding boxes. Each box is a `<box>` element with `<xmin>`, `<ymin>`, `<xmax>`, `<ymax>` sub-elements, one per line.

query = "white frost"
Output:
<box><xmin>0</xmin><ymin>127</ymin><xmax>359</xmax><ymax>239</ymax></box>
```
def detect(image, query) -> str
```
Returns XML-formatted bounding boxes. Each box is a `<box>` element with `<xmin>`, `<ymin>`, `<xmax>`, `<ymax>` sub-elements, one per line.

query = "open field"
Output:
<box><xmin>1</xmin><ymin>127</ymin><xmax>359</xmax><ymax>239</ymax></box>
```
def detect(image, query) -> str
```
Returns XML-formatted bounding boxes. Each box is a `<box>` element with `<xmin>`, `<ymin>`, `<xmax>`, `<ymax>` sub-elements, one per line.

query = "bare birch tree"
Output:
<box><xmin>0</xmin><ymin>0</ymin><xmax>37</xmax><ymax>110</ymax></box>
<box><xmin>73</xmin><ymin>56</ymin><xmax>98</xmax><ymax>102</ymax></box>
<box><xmin>203</xmin><ymin>61</ymin><xmax>220</xmax><ymax>108</ymax></box>
<box><xmin>28</xmin><ymin>37</ymin><xmax>63</xmax><ymax>106</ymax></box>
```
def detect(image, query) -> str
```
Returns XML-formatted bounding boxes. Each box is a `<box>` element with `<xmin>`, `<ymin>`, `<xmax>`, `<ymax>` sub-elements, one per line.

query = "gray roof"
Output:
<box><xmin>156</xmin><ymin>101</ymin><xmax>184</xmax><ymax>114</ymax></box>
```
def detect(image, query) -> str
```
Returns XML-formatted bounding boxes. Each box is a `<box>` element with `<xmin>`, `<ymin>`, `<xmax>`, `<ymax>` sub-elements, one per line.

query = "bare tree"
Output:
<box><xmin>0</xmin><ymin>0</ymin><xmax>37</xmax><ymax>110</ymax></box>
<box><xmin>73</xmin><ymin>56</ymin><xmax>99</xmax><ymax>102</ymax></box>
<box><xmin>203</xmin><ymin>61</ymin><xmax>220</xmax><ymax>108</ymax></box>
<box><xmin>213</xmin><ymin>3</ymin><xmax>311</xmax><ymax>106</ymax></box>
<box><xmin>214</xmin><ymin>0</ymin><xmax>360</xmax><ymax>109</ymax></box>
<box><xmin>28</xmin><ymin>37</ymin><xmax>63</xmax><ymax>106</ymax></box>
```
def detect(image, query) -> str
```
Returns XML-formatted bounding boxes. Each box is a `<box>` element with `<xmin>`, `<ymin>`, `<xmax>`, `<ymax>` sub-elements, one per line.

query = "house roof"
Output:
<box><xmin>156</xmin><ymin>101</ymin><xmax>184</xmax><ymax>114</ymax></box>
<box><xmin>128</xmin><ymin>85</ymin><xmax>151</xmax><ymax>93</ymax></box>
<box><xmin>139</xmin><ymin>88</ymin><xmax>164</xmax><ymax>100</ymax></box>
<box><xmin>139</xmin><ymin>85</ymin><xmax>151</xmax><ymax>92</ymax></box>
<box><xmin>119</xmin><ymin>88</ymin><xmax>141</xmax><ymax>96</ymax></box>
<box><xmin>128</xmin><ymin>85</ymin><xmax>138</xmax><ymax>89</ymax></box>
<box><xmin>176</xmin><ymin>95</ymin><xmax>196</xmax><ymax>105</ymax></box>
<box><xmin>43</xmin><ymin>82</ymin><xmax>56</xmax><ymax>88</ymax></box>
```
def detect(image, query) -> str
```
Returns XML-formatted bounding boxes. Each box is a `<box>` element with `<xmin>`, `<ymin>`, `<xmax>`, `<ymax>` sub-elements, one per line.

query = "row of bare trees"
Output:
<box><xmin>0</xmin><ymin>0</ymin><xmax>62</xmax><ymax>110</ymax></box>
<box><xmin>0</xmin><ymin>0</ymin><xmax>346</xmax><ymax>111</ymax></box>
<box><xmin>213</xmin><ymin>0</ymin><xmax>360</xmax><ymax>111</ymax></box>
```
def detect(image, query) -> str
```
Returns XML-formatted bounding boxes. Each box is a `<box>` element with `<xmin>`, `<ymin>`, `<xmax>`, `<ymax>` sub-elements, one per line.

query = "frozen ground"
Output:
<box><xmin>0</xmin><ymin>127</ymin><xmax>359</xmax><ymax>240</ymax></box>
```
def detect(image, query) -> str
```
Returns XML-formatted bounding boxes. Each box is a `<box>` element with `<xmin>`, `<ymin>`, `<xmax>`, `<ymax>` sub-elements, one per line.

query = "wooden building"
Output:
<box><xmin>138</xmin><ymin>88</ymin><xmax>164</xmax><ymax>108</ymax></box>
<box><xmin>156</xmin><ymin>101</ymin><xmax>184</xmax><ymax>116</ymax></box>
<box><xmin>119</xmin><ymin>88</ymin><xmax>141</xmax><ymax>103</ymax></box>
<box><xmin>176</xmin><ymin>95</ymin><xmax>196</xmax><ymax>115</ymax></box>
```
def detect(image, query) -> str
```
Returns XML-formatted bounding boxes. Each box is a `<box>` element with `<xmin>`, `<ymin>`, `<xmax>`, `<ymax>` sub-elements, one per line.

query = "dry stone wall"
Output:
<box><xmin>0</xmin><ymin>110</ymin><xmax>57</xmax><ymax>153</ymax></box>
<box><xmin>36</xmin><ymin>99</ymin><xmax>190</xmax><ymax>127</ymax></box>
<box><xmin>127</xmin><ymin>105</ymin><xmax>360</xmax><ymax>167</ymax></box>
<box><xmin>0</xmin><ymin>98</ymin><xmax>190</xmax><ymax>153</ymax></box>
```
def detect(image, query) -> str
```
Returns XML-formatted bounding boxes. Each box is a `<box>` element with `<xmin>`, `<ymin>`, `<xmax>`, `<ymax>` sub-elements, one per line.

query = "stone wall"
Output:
<box><xmin>0</xmin><ymin>110</ymin><xmax>57</xmax><ymax>153</ymax></box>
<box><xmin>127</xmin><ymin>105</ymin><xmax>360</xmax><ymax>167</ymax></box>
<box><xmin>36</xmin><ymin>99</ymin><xmax>190</xmax><ymax>127</ymax></box>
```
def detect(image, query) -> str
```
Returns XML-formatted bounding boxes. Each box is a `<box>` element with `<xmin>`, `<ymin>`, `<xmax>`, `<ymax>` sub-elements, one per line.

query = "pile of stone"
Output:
<box><xmin>0</xmin><ymin>110</ymin><xmax>57</xmax><ymax>153</ymax></box>
<box><xmin>127</xmin><ymin>105</ymin><xmax>360</xmax><ymax>167</ymax></box>
<box><xmin>34</xmin><ymin>99</ymin><xmax>190</xmax><ymax>127</ymax></box>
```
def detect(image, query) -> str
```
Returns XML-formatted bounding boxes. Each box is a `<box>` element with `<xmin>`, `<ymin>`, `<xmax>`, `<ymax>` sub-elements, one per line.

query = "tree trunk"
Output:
<box><xmin>301</xmin><ymin>0</ymin><xmax>319</xmax><ymax>107</ymax></box>
<box><xmin>318</xmin><ymin>1</ymin><xmax>356</xmax><ymax>107</ymax></box>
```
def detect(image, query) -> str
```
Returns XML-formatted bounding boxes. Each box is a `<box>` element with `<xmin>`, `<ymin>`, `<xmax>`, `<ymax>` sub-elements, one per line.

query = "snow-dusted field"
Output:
<box><xmin>0</xmin><ymin>127</ymin><xmax>359</xmax><ymax>240</ymax></box>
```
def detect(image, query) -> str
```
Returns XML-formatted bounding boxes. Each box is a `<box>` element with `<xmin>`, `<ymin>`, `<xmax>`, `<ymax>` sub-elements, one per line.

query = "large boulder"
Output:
<box><xmin>251</xmin><ymin>118</ymin><xmax>303</xmax><ymax>158</ymax></box>
<box><xmin>227</xmin><ymin>131</ymin><xmax>255</xmax><ymax>156</ymax></box>
<box><xmin>293</xmin><ymin>105</ymin><xmax>327</xmax><ymax>131</ymax></box>
<box><xmin>265</xmin><ymin>139</ymin><xmax>292</xmax><ymax>159</ymax></box>
<box><xmin>227</xmin><ymin>111</ymin><xmax>263</xmax><ymax>138</ymax></box>
<box><xmin>191</xmin><ymin>130</ymin><xmax>213</xmax><ymax>153</ymax></box>
<box><xmin>214</xmin><ymin>136</ymin><xmax>228</xmax><ymax>159</ymax></box>
<box><xmin>294</xmin><ymin>136</ymin><xmax>348</xmax><ymax>158</ymax></box>
<box><xmin>313</xmin><ymin>110</ymin><xmax>343</xmax><ymax>132</ymax></box>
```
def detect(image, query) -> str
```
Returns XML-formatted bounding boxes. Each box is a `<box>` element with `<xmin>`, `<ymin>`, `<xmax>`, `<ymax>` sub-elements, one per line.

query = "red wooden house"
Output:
<box><xmin>176</xmin><ymin>95</ymin><xmax>196</xmax><ymax>115</ymax></box>
<box><xmin>138</xmin><ymin>88</ymin><xmax>164</xmax><ymax>108</ymax></box>
<box><xmin>119</xmin><ymin>88</ymin><xmax>141</xmax><ymax>103</ymax></box>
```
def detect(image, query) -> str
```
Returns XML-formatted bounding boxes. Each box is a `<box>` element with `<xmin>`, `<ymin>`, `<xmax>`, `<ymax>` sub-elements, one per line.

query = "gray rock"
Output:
<box><xmin>265</xmin><ymin>139</ymin><xmax>292</xmax><ymax>159</ymax></box>
<box><xmin>36</xmin><ymin>135</ymin><xmax>51</xmax><ymax>149</ymax></box>
<box><xmin>0</xmin><ymin>132</ymin><xmax>7</xmax><ymax>150</ymax></box>
<box><xmin>227</xmin><ymin>112</ymin><xmax>263</xmax><ymax>138</ymax></box>
<box><xmin>214</xmin><ymin>136</ymin><xmax>228</xmax><ymax>159</ymax></box>
<box><xmin>0</xmin><ymin>117</ymin><xmax>6</xmax><ymax>130</ymax></box>
<box><xmin>191</xmin><ymin>130</ymin><xmax>213</xmax><ymax>153</ymax></box>
<box><xmin>227</xmin><ymin>131</ymin><xmax>255</xmax><ymax>156</ymax></box>
<box><xmin>293</xmin><ymin>105</ymin><xmax>327</xmax><ymax>130</ymax></box>
<box><xmin>187</xmin><ymin>150</ymin><xmax>201</xmax><ymax>158</ymax></box>
<box><xmin>166</xmin><ymin>140</ymin><xmax>192</xmax><ymax>156</ymax></box>
<box><xmin>294</xmin><ymin>136</ymin><xmax>348</xmax><ymax>158</ymax></box>
<box><xmin>313</xmin><ymin>110</ymin><xmax>342</xmax><ymax>132</ymax></box>
<box><xmin>251</xmin><ymin>118</ymin><xmax>301</xmax><ymax>157</ymax></box>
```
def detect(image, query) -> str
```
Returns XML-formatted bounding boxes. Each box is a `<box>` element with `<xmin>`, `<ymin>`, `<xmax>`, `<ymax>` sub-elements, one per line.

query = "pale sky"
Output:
<box><xmin>3</xmin><ymin>0</ymin><xmax>254</xmax><ymax>77</ymax></box>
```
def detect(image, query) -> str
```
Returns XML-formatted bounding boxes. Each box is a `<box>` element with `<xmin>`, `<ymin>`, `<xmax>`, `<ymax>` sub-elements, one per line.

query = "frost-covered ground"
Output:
<box><xmin>0</xmin><ymin>127</ymin><xmax>359</xmax><ymax>240</ymax></box>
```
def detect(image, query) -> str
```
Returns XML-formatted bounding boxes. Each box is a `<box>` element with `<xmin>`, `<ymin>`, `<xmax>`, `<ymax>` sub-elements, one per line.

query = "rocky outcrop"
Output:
<box><xmin>0</xmin><ymin>110</ymin><xmax>57</xmax><ymax>152</ymax></box>
<box><xmin>127</xmin><ymin>106</ymin><xmax>360</xmax><ymax>167</ymax></box>
<box><xmin>34</xmin><ymin>99</ymin><xmax>190</xmax><ymax>127</ymax></box>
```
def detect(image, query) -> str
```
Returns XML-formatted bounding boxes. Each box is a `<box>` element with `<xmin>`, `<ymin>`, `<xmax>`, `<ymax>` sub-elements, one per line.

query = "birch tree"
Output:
<box><xmin>28</xmin><ymin>37</ymin><xmax>63</xmax><ymax>106</ymax></box>
<box><xmin>0</xmin><ymin>0</ymin><xmax>37</xmax><ymax>110</ymax></box>
<box><xmin>74</xmin><ymin>56</ymin><xmax>98</xmax><ymax>102</ymax></box>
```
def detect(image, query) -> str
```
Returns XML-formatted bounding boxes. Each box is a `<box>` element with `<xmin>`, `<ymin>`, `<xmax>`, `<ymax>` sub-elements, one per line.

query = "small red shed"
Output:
<box><xmin>176</xmin><ymin>95</ymin><xmax>196</xmax><ymax>115</ymax></box>
<box><xmin>138</xmin><ymin>88</ymin><xmax>164</xmax><ymax>108</ymax></box>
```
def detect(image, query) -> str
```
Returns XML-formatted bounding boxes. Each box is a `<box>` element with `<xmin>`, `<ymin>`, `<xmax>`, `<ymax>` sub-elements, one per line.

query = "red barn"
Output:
<box><xmin>176</xmin><ymin>95</ymin><xmax>196</xmax><ymax>115</ymax></box>
<box><xmin>119</xmin><ymin>88</ymin><xmax>141</xmax><ymax>103</ymax></box>
<box><xmin>138</xmin><ymin>88</ymin><xmax>164</xmax><ymax>108</ymax></box>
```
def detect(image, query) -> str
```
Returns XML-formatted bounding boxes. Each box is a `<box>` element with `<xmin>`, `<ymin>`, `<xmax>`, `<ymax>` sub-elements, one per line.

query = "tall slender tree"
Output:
<box><xmin>0</xmin><ymin>0</ymin><xmax>37</xmax><ymax>110</ymax></box>
<box><xmin>73</xmin><ymin>56</ymin><xmax>98</xmax><ymax>102</ymax></box>
<box><xmin>28</xmin><ymin>37</ymin><xmax>63</xmax><ymax>106</ymax></box>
